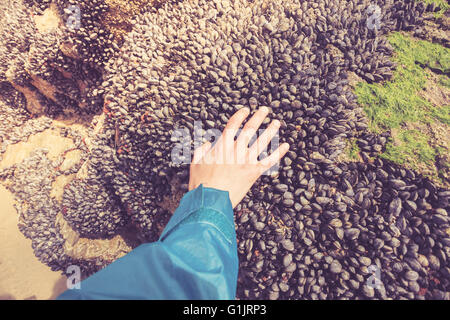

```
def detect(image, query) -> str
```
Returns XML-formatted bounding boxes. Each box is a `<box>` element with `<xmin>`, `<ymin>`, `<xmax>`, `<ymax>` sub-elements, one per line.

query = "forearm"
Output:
<box><xmin>158</xmin><ymin>184</ymin><xmax>238</xmax><ymax>299</ymax></box>
<box><xmin>57</xmin><ymin>184</ymin><xmax>238</xmax><ymax>300</ymax></box>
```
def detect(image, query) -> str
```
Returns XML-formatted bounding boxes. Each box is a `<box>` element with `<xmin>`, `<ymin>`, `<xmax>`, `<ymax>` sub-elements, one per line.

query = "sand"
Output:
<box><xmin>0</xmin><ymin>1</ymin><xmax>157</xmax><ymax>301</ymax></box>
<box><xmin>0</xmin><ymin>185</ymin><xmax>67</xmax><ymax>300</ymax></box>
<box><xmin>0</xmin><ymin>119</ymin><xmax>136</xmax><ymax>300</ymax></box>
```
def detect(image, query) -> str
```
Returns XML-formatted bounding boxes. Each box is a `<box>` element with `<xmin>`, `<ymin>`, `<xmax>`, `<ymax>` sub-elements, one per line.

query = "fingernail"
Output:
<box><xmin>260</xmin><ymin>106</ymin><xmax>269</xmax><ymax>114</ymax></box>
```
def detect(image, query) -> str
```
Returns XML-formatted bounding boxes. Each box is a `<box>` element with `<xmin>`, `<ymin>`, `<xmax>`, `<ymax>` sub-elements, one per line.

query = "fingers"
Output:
<box><xmin>237</xmin><ymin>107</ymin><xmax>269</xmax><ymax>147</ymax></box>
<box><xmin>258</xmin><ymin>142</ymin><xmax>290</xmax><ymax>172</ymax></box>
<box><xmin>192</xmin><ymin>141</ymin><xmax>212</xmax><ymax>164</ymax></box>
<box><xmin>248</xmin><ymin>119</ymin><xmax>281</xmax><ymax>159</ymax></box>
<box><xmin>210</xmin><ymin>107</ymin><xmax>250</xmax><ymax>164</ymax></box>
<box><xmin>222</xmin><ymin>107</ymin><xmax>250</xmax><ymax>144</ymax></box>
<box><xmin>199</xmin><ymin>107</ymin><xmax>282</xmax><ymax>167</ymax></box>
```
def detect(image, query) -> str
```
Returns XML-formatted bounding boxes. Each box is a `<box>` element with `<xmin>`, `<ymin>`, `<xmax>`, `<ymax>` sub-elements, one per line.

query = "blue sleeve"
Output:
<box><xmin>57</xmin><ymin>184</ymin><xmax>238</xmax><ymax>300</ymax></box>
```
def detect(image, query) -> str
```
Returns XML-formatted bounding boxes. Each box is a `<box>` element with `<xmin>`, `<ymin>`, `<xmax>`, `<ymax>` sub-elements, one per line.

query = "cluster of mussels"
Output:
<box><xmin>61</xmin><ymin>167</ymin><xmax>129</xmax><ymax>239</ymax></box>
<box><xmin>0</xmin><ymin>142</ymin><xmax>104</xmax><ymax>275</ymax></box>
<box><xmin>1</xmin><ymin>0</ymin><xmax>448</xmax><ymax>299</ymax></box>
<box><xmin>91</xmin><ymin>0</ymin><xmax>448</xmax><ymax>299</ymax></box>
<box><xmin>0</xmin><ymin>0</ymin><xmax>120</xmax><ymax>117</ymax></box>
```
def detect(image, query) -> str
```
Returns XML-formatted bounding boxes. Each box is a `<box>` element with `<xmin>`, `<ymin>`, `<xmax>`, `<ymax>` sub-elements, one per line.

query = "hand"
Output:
<box><xmin>189</xmin><ymin>107</ymin><xmax>290</xmax><ymax>208</ymax></box>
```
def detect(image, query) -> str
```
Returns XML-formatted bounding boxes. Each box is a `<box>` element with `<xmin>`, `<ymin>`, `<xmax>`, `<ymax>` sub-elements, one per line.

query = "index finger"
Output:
<box><xmin>221</xmin><ymin>107</ymin><xmax>250</xmax><ymax>144</ymax></box>
<box><xmin>204</xmin><ymin>107</ymin><xmax>250</xmax><ymax>164</ymax></box>
<box><xmin>237</xmin><ymin>107</ymin><xmax>269</xmax><ymax>148</ymax></box>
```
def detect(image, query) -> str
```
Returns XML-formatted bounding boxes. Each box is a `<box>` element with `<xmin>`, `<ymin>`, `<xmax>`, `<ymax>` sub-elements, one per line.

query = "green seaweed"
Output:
<box><xmin>354</xmin><ymin>32</ymin><xmax>450</xmax><ymax>132</ymax></box>
<box><xmin>381</xmin><ymin>130</ymin><xmax>437</xmax><ymax>166</ymax></box>
<box><xmin>417</xmin><ymin>0</ymin><xmax>450</xmax><ymax>18</ymax></box>
<box><xmin>430</xmin><ymin>104</ymin><xmax>450</xmax><ymax>125</ymax></box>
<box><xmin>438</xmin><ymin>75</ymin><xmax>450</xmax><ymax>88</ymax></box>
<box><xmin>346</xmin><ymin>138</ymin><xmax>361</xmax><ymax>161</ymax></box>
<box><xmin>354</xmin><ymin>32</ymin><xmax>450</xmax><ymax>183</ymax></box>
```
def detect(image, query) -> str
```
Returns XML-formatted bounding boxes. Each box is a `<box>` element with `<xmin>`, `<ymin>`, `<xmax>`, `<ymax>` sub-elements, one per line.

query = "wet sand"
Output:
<box><xmin>0</xmin><ymin>185</ymin><xmax>67</xmax><ymax>300</ymax></box>
<box><xmin>0</xmin><ymin>122</ymin><xmax>133</xmax><ymax>299</ymax></box>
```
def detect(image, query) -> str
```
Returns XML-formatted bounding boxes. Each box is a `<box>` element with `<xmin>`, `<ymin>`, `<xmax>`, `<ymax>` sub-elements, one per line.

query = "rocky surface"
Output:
<box><xmin>0</xmin><ymin>0</ymin><xmax>448</xmax><ymax>299</ymax></box>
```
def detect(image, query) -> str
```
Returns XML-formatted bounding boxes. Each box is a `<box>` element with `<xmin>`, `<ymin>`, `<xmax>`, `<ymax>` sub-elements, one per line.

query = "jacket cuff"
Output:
<box><xmin>159</xmin><ymin>184</ymin><xmax>235</xmax><ymax>243</ymax></box>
